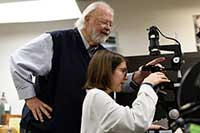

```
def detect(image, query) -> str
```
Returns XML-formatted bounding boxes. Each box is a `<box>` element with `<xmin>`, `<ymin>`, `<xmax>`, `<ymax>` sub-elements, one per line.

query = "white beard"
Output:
<box><xmin>91</xmin><ymin>30</ymin><xmax>109</xmax><ymax>44</ymax></box>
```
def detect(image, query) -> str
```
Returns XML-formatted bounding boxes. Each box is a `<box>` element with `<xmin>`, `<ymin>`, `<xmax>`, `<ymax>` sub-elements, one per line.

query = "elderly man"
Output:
<box><xmin>10</xmin><ymin>1</ymin><xmax>165</xmax><ymax>133</ymax></box>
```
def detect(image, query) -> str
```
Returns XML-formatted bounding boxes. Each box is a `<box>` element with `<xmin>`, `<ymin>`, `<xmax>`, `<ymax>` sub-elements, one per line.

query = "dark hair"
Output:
<box><xmin>83</xmin><ymin>50</ymin><xmax>126</xmax><ymax>91</ymax></box>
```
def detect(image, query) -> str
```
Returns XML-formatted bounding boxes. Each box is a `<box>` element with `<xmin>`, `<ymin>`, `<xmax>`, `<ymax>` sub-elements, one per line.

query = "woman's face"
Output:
<box><xmin>111</xmin><ymin>61</ymin><xmax>128</xmax><ymax>92</ymax></box>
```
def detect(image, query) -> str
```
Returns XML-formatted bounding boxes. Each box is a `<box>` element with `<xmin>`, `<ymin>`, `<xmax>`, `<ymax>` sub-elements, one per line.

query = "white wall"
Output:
<box><xmin>106</xmin><ymin>0</ymin><xmax>200</xmax><ymax>55</ymax></box>
<box><xmin>1</xmin><ymin>0</ymin><xmax>200</xmax><ymax>114</ymax></box>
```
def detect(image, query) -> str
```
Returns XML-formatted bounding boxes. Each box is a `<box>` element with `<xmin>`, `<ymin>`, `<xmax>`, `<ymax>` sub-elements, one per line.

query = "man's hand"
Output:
<box><xmin>132</xmin><ymin>57</ymin><xmax>166</xmax><ymax>84</ymax></box>
<box><xmin>145</xmin><ymin>57</ymin><xmax>166</xmax><ymax>66</ymax></box>
<box><xmin>25</xmin><ymin>97</ymin><xmax>53</xmax><ymax>122</ymax></box>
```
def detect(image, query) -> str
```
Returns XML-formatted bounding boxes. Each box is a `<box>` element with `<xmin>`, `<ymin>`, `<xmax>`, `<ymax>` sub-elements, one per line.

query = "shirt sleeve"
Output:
<box><xmin>92</xmin><ymin>85</ymin><xmax>158</xmax><ymax>133</ymax></box>
<box><xmin>10</xmin><ymin>33</ymin><xmax>53</xmax><ymax>100</ymax></box>
<box><xmin>122</xmin><ymin>72</ymin><xmax>140</xmax><ymax>93</ymax></box>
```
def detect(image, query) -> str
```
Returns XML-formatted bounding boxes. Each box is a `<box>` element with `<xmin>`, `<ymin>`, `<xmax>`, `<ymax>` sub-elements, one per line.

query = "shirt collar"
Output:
<box><xmin>77</xmin><ymin>28</ymin><xmax>90</xmax><ymax>49</ymax></box>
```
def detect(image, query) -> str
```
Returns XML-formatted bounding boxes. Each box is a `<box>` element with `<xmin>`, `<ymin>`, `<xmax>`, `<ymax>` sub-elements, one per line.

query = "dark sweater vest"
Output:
<box><xmin>20</xmin><ymin>28</ymin><xmax>105</xmax><ymax>133</ymax></box>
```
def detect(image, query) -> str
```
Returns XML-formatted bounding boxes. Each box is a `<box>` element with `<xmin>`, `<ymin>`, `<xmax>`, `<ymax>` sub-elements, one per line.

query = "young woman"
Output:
<box><xmin>81</xmin><ymin>50</ymin><xmax>170</xmax><ymax>133</ymax></box>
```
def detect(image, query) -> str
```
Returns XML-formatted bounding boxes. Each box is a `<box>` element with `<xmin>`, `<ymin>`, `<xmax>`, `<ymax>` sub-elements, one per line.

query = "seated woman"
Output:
<box><xmin>81</xmin><ymin>50</ymin><xmax>170</xmax><ymax>133</ymax></box>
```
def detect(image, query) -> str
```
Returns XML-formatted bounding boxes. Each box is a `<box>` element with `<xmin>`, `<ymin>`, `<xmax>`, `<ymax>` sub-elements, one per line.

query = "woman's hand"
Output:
<box><xmin>143</xmin><ymin>72</ymin><xmax>170</xmax><ymax>86</ymax></box>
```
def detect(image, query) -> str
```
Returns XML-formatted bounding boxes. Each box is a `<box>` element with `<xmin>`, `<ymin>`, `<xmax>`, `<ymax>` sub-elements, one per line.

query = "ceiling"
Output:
<box><xmin>0</xmin><ymin>0</ymin><xmax>37</xmax><ymax>3</ymax></box>
<box><xmin>0</xmin><ymin>0</ymin><xmax>81</xmax><ymax>23</ymax></box>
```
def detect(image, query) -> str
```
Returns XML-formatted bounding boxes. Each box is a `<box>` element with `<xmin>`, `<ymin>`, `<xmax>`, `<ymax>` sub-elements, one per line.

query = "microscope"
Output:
<box><xmin>146</xmin><ymin>26</ymin><xmax>200</xmax><ymax>133</ymax></box>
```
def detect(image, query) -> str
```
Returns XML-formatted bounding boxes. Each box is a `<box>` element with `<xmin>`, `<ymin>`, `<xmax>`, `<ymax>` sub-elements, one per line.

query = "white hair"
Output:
<box><xmin>74</xmin><ymin>1</ymin><xmax>114</xmax><ymax>29</ymax></box>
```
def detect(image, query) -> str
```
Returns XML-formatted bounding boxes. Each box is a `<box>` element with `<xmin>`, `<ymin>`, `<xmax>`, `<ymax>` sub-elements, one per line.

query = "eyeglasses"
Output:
<box><xmin>116</xmin><ymin>68</ymin><xmax>128</xmax><ymax>76</ymax></box>
<box><xmin>95</xmin><ymin>17</ymin><xmax>113</xmax><ymax>28</ymax></box>
<box><xmin>98</xmin><ymin>20</ymin><xmax>112</xmax><ymax>28</ymax></box>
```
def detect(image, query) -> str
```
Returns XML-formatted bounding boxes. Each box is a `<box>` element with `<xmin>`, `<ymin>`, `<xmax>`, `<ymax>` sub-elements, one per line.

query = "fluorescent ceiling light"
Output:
<box><xmin>0</xmin><ymin>0</ymin><xmax>81</xmax><ymax>23</ymax></box>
